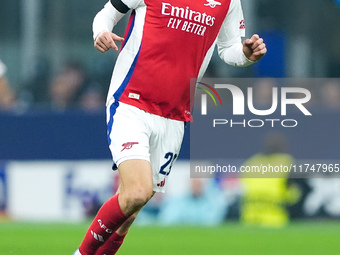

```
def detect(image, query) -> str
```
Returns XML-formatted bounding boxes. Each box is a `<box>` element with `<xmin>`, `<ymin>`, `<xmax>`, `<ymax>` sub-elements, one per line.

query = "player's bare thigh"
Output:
<box><xmin>117</xmin><ymin>159</ymin><xmax>154</xmax><ymax>216</ymax></box>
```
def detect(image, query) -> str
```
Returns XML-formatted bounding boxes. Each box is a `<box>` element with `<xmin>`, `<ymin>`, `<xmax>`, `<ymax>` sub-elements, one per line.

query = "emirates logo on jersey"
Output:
<box><xmin>161</xmin><ymin>3</ymin><xmax>217</xmax><ymax>37</ymax></box>
<box><xmin>121</xmin><ymin>142</ymin><xmax>139</xmax><ymax>152</ymax></box>
<box><xmin>204</xmin><ymin>0</ymin><xmax>222</xmax><ymax>8</ymax></box>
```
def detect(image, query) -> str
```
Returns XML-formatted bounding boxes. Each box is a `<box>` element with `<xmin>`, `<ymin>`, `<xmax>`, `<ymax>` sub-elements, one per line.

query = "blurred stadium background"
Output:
<box><xmin>1</xmin><ymin>0</ymin><xmax>340</xmax><ymax>254</ymax></box>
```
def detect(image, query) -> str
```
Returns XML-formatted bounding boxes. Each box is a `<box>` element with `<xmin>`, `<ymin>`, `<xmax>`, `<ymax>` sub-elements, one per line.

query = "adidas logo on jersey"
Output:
<box><xmin>204</xmin><ymin>0</ymin><xmax>222</xmax><ymax>8</ymax></box>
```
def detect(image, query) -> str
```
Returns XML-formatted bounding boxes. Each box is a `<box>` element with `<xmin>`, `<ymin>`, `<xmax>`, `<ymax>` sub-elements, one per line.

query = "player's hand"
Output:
<box><xmin>94</xmin><ymin>31</ymin><xmax>124</xmax><ymax>53</ymax></box>
<box><xmin>243</xmin><ymin>34</ymin><xmax>267</xmax><ymax>62</ymax></box>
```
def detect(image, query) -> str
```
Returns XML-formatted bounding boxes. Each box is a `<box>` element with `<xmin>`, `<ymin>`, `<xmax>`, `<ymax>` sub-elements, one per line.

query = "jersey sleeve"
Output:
<box><xmin>217</xmin><ymin>0</ymin><xmax>253</xmax><ymax>67</ymax></box>
<box><xmin>110</xmin><ymin>0</ymin><xmax>143</xmax><ymax>11</ymax></box>
<box><xmin>92</xmin><ymin>0</ymin><xmax>144</xmax><ymax>40</ymax></box>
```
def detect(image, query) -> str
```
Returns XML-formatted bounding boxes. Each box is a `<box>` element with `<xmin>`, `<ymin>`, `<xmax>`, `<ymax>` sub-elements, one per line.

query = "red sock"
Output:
<box><xmin>95</xmin><ymin>231</ymin><xmax>127</xmax><ymax>255</ymax></box>
<box><xmin>79</xmin><ymin>194</ymin><xmax>129</xmax><ymax>255</ymax></box>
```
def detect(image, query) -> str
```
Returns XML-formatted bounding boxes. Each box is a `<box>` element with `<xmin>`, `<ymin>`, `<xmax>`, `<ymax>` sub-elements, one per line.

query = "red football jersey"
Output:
<box><xmin>98</xmin><ymin>0</ymin><xmax>246</xmax><ymax>121</ymax></box>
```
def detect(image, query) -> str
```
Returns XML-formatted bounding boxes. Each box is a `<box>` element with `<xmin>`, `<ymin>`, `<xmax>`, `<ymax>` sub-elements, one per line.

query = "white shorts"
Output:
<box><xmin>106</xmin><ymin>102</ymin><xmax>185</xmax><ymax>193</ymax></box>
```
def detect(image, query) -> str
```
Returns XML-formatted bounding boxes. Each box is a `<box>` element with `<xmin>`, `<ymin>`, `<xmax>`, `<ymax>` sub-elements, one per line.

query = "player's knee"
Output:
<box><xmin>121</xmin><ymin>187</ymin><xmax>153</xmax><ymax>214</ymax></box>
<box><xmin>129</xmin><ymin>188</ymin><xmax>153</xmax><ymax>207</ymax></box>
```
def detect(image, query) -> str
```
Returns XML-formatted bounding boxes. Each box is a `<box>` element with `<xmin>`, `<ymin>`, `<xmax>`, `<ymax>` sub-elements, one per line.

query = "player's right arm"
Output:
<box><xmin>93</xmin><ymin>1</ymin><xmax>125</xmax><ymax>53</ymax></box>
<box><xmin>93</xmin><ymin>0</ymin><xmax>143</xmax><ymax>53</ymax></box>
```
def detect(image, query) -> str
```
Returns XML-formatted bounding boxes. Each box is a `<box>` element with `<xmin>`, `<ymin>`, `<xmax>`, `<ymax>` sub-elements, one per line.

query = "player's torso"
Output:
<box><xmin>138</xmin><ymin>0</ymin><xmax>232</xmax><ymax>70</ymax></box>
<box><xmin>111</xmin><ymin>0</ymin><xmax>233</xmax><ymax>121</ymax></box>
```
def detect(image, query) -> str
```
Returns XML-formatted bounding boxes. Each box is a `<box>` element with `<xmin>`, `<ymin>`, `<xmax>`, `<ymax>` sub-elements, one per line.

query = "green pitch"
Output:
<box><xmin>0</xmin><ymin>221</ymin><xmax>339</xmax><ymax>255</ymax></box>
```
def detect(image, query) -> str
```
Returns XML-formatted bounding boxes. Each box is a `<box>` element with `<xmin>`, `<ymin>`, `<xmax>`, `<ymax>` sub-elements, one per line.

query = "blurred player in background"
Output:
<box><xmin>158</xmin><ymin>178</ymin><xmax>228</xmax><ymax>226</ymax></box>
<box><xmin>241</xmin><ymin>132</ymin><xmax>300</xmax><ymax>228</ymax></box>
<box><xmin>74</xmin><ymin>0</ymin><xmax>267</xmax><ymax>254</ymax></box>
<box><xmin>0</xmin><ymin>59</ymin><xmax>16</xmax><ymax>111</ymax></box>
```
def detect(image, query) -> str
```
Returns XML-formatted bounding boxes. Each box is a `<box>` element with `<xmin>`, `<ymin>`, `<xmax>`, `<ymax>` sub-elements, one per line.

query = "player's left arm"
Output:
<box><xmin>217</xmin><ymin>0</ymin><xmax>266</xmax><ymax>66</ymax></box>
<box><xmin>242</xmin><ymin>34</ymin><xmax>267</xmax><ymax>62</ymax></box>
